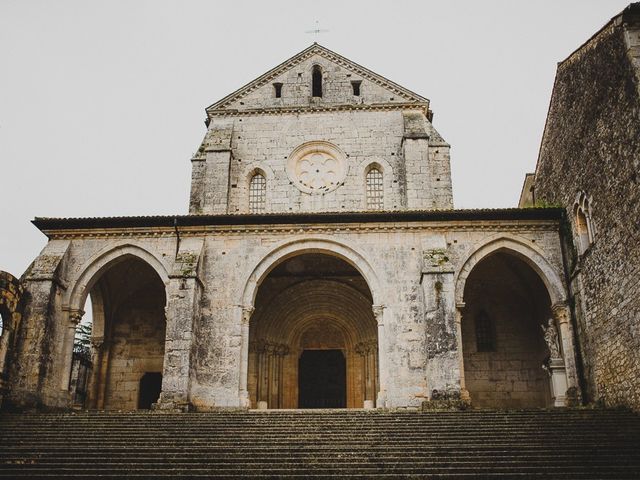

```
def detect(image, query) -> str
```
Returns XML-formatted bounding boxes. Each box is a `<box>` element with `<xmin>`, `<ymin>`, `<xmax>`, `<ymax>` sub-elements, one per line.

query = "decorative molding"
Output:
<box><xmin>208</xmin><ymin>103</ymin><xmax>429</xmax><ymax>117</ymax></box>
<box><xmin>42</xmin><ymin>220</ymin><xmax>561</xmax><ymax>240</ymax></box>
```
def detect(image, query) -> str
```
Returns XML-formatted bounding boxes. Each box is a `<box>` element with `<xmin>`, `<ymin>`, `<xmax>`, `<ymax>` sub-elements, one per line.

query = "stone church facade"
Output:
<box><xmin>2</xmin><ymin>4</ymin><xmax>638</xmax><ymax>412</ymax></box>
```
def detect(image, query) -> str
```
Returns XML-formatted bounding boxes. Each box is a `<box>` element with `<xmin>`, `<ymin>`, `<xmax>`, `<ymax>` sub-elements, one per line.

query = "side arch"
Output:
<box><xmin>65</xmin><ymin>243</ymin><xmax>170</xmax><ymax>312</ymax></box>
<box><xmin>455</xmin><ymin>234</ymin><xmax>566</xmax><ymax>306</ymax></box>
<box><xmin>240</xmin><ymin>236</ymin><xmax>384</xmax><ymax>307</ymax></box>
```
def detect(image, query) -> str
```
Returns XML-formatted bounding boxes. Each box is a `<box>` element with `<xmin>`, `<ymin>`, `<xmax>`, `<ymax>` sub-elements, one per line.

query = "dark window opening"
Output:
<box><xmin>351</xmin><ymin>80</ymin><xmax>362</xmax><ymax>96</ymax></box>
<box><xmin>273</xmin><ymin>82</ymin><xmax>283</xmax><ymax>98</ymax></box>
<box><xmin>312</xmin><ymin>66</ymin><xmax>322</xmax><ymax>97</ymax></box>
<box><xmin>138</xmin><ymin>372</ymin><xmax>162</xmax><ymax>409</ymax></box>
<box><xmin>475</xmin><ymin>311</ymin><xmax>495</xmax><ymax>352</ymax></box>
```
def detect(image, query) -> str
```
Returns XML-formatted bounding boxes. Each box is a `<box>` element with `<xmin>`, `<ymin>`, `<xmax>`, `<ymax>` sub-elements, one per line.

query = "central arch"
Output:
<box><xmin>245</xmin><ymin>244</ymin><xmax>381</xmax><ymax>409</ymax></box>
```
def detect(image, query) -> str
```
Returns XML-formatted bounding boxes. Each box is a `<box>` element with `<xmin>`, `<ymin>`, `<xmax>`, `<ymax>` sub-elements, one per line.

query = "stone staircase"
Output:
<box><xmin>1</xmin><ymin>409</ymin><xmax>639</xmax><ymax>478</ymax></box>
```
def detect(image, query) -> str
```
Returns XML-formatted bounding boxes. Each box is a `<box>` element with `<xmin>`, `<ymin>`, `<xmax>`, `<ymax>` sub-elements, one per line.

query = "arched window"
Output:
<box><xmin>249</xmin><ymin>173</ymin><xmax>266</xmax><ymax>213</ymax></box>
<box><xmin>366</xmin><ymin>167</ymin><xmax>383</xmax><ymax>210</ymax></box>
<box><xmin>574</xmin><ymin>192</ymin><xmax>593</xmax><ymax>254</ymax></box>
<box><xmin>312</xmin><ymin>66</ymin><xmax>322</xmax><ymax>98</ymax></box>
<box><xmin>475</xmin><ymin>310</ymin><xmax>495</xmax><ymax>352</ymax></box>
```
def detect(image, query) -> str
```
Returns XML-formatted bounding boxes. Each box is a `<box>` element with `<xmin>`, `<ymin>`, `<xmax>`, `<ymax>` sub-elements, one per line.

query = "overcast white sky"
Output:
<box><xmin>0</xmin><ymin>0</ymin><xmax>632</xmax><ymax>276</ymax></box>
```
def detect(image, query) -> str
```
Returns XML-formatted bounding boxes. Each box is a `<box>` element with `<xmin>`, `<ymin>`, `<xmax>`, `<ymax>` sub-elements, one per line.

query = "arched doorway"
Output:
<box><xmin>461</xmin><ymin>251</ymin><xmax>553</xmax><ymax>408</ymax></box>
<box><xmin>78</xmin><ymin>256</ymin><xmax>167</xmax><ymax>410</ymax></box>
<box><xmin>248</xmin><ymin>253</ymin><xmax>378</xmax><ymax>409</ymax></box>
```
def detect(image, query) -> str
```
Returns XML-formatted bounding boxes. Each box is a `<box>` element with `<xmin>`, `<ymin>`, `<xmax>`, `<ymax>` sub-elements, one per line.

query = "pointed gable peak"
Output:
<box><xmin>206</xmin><ymin>43</ymin><xmax>429</xmax><ymax>117</ymax></box>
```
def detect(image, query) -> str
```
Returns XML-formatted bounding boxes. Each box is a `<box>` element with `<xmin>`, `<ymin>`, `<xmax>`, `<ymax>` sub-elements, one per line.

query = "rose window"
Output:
<box><xmin>287</xmin><ymin>142</ymin><xmax>347</xmax><ymax>194</ymax></box>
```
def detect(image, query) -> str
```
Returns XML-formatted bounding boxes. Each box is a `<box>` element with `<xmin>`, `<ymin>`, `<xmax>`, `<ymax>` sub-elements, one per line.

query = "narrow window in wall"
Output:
<box><xmin>312</xmin><ymin>66</ymin><xmax>322</xmax><ymax>97</ymax></box>
<box><xmin>366</xmin><ymin>168</ymin><xmax>383</xmax><ymax>210</ymax></box>
<box><xmin>249</xmin><ymin>173</ymin><xmax>266</xmax><ymax>213</ymax></box>
<box><xmin>273</xmin><ymin>83</ymin><xmax>283</xmax><ymax>98</ymax></box>
<box><xmin>575</xmin><ymin>208</ymin><xmax>590</xmax><ymax>253</ymax></box>
<box><xmin>475</xmin><ymin>311</ymin><xmax>495</xmax><ymax>352</ymax></box>
<box><xmin>351</xmin><ymin>80</ymin><xmax>362</xmax><ymax>96</ymax></box>
<box><xmin>574</xmin><ymin>192</ymin><xmax>594</xmax><ymax>255</ymax></box>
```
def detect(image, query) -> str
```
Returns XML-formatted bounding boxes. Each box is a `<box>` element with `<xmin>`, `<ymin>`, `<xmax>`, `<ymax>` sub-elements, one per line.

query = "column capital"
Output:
<box><xmin>241</xmin><ymin>305</ymin><xmax>255</xmax><ymax>325</ymax></box>
<box><xmin>68</xmin><ymin>309</ymin><xmax>85</xmax><ymax>325</ymax></box>
<box><xmin>372</xmin><ymin>304</ymin><xmax>385</xmax><ymax>324</ymax></box>
<box><xmin>551</xmin><ymin>302</ymin><xmax>570</xmax><ymax>324</ymax></box>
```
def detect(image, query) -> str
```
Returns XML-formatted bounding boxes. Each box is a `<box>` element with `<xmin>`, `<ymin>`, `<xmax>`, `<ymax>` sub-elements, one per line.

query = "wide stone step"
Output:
<box><xmin>1</xmin><ymin>452</ymin><xmax>636</xmax><ymax>461</ymax></box>
<box><xmin>1</xmin><ymin>409</ymin><xmax>638</xmax><ymax>479</ymax></box>
<box><xmin>0</xmin><ymin>464</ymin><xmax>637</xmax><ymax>475</ymax></box>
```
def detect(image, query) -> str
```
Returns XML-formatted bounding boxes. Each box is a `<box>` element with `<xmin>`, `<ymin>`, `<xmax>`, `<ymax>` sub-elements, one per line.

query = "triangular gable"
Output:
<box><xmin>206</xmin><ymin>43</ymin><xmax>428</xmax><ymax>115</ymax></box>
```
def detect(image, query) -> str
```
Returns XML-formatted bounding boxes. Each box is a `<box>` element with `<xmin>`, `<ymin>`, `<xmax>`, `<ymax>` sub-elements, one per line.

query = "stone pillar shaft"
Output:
<box><xmin>60</xmin><ymin>310</ymin><xmax>84</xmax><ymax>391</ymax></box>
<box><xmin>238</xmin><ymin>306</ymin><xmax>253</xmax><ymax>408</ymax></box>
<box><xmin>552</xmin><ymin>302</ymin><xmax>579</xmax><ymax>393</ymax></box>
<box><xmin>373</xmin><ymin>305</ymin><xmax>388</xmax><ymax>407</ymax></box>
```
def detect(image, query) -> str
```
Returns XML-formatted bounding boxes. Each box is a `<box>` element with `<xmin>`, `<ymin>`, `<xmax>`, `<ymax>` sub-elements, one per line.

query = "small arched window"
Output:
<box><xmin>312</xmin><ymin>66</ymin><xmax>322</xmax><ymax>98</ymax></box>
<box><xmin>366</xmin><ymin>167</ymin><xmax>383</xmax><ymax>210</ymax></box>
<box><xmin>574</xmin><ymin>192</ymin><xmax>594</xmax><ymax>255</ymax></box>
<box><xmin>249</xmin><ymin>173</ymin><xmax>266</xmax><ymax>213</ymax></box>
<box><xmin>475</xmin><ymin>310</ymin><xmax>495</xmax><ymax>352</ymax></box>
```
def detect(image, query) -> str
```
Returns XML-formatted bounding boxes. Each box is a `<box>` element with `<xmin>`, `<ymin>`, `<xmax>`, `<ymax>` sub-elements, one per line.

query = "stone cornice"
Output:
<box><xmin>207</xmin><ymin>102</ymin><xmax>429</xmax><ymax>118</ymax></box>
<box><xmin>37</xmin><ymin>220</ymin><xmax>562</xmax><ymax>240</ymax></box>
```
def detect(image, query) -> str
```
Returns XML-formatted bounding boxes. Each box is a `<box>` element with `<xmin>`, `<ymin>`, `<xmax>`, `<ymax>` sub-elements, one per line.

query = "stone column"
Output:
<box><xmin>541</xmin><ymin>314</ymin><xmax>568</xmax><ymax>407</ymax></box>
<box><xmin>278</xmin><ymin>344</ymin><xmax>289</xmax><ymax>409</ymax></box>
<box><xmin>373</xmin><ymin>304</ymin><xmax>388</xmax><ymax>408</ymax></box>
<box><xmin>238</xmin><ymin>306</ymin><xmax>253</xmax><ymax>408</ymax></box>
<box><xmin>86</xmin><ymin>337</ymin><xmax>104</xmax><ymax>409</ymax></box>
<box><xmin>60</xmin><ymin>309</ymin><xmax>84</xmax><ymax>390</ymax></box>
<box><xmin>455</xmin><ymin>303</ymin><xmax>471</xmax><ymax>403</ymax></box>
<box><xmin>552</xmin><ymin>302</ymin><xmax>579</xmax><ymax>395</ymax></box>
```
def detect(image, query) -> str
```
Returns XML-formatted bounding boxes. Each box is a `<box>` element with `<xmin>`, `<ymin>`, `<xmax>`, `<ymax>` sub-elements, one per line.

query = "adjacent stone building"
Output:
<box><xmin>526</xmin><ymin>3</ymin><xmax>640</xmax><ymax>410</ymax></box>
<box><xmin>7</xmin><ymin>27</ymin><xmax>633</xmax><ymax>412</ymax></box>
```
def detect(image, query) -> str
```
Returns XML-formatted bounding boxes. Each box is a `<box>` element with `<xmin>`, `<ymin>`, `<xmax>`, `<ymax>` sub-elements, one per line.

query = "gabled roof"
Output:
<box><xmin>205</xmin><ymin>43</ymin><xmax>429</xmax><ymax>116</ymax></box>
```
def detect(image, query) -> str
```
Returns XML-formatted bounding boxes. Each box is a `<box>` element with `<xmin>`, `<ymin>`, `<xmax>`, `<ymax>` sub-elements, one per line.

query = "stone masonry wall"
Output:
<box><xmin>189</xmin><ymin>51</ymin><xmax>452</xmax><ymax>215</ymax></box>
<box><xmin>190</xmin><ymin>110</ymin><xmax>452</xmax><ymax>215</ymax></box>
<box><xmin>534</xmin><ymin>7</ymin><xmax>640</xmax><ymax>409</ymax></box>
<box><xmin>103</xmin><ymin>299</ymin><xmax>166</xmax><ymax>410</ymax></box>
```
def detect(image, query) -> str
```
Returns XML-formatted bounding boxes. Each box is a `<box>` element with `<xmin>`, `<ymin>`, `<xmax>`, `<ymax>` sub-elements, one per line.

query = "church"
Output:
<box><xmin>0</xmin><ymin>3</ymin><xmax>638</xmax><ymax>415</ymax></box>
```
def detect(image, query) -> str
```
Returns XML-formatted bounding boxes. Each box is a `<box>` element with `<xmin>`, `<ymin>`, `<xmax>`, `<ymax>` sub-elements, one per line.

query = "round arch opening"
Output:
<box><xmin>461</xmin><ymin>251</ymin><xmax>554</xmax><ymax>408</ymax></box>
<box><xmin>248</xmin><ymin>253</ymin><xmax>378</xmax><ymax>409</ymax></box>
<box><xmin>69</xmin><ymin>256</ymin><xmax>167</xmax><ymax>411</ymax></box>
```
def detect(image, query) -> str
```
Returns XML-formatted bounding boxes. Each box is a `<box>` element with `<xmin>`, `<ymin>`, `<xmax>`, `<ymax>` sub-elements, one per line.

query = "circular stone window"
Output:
<box><xmin>287</xmin><ymin>141</ymin><xmax>347</xmax><ymax>194</ymax></box>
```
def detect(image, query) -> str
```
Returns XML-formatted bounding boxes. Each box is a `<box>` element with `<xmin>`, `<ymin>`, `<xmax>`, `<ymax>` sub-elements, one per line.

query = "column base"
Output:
<box><xmin>548</xmin><ymin>357</ymin><xmax>568</xmax><ymax>408</ymax></box>
<box><xmin>152</xmin><ymin>401</ymin><xmax>193</xmax><ymax>413</ymax></box>
<box><xmin>239</xmin><ymin>390</ymin><xmax>251</xmax><ymax>409</ymax></box>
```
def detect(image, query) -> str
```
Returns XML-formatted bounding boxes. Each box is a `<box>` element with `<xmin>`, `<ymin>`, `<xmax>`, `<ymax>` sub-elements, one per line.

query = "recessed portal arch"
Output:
<box><xmin>241</xmin><ymin>237</ymin><xmax>383</xmax><ymax>307</ymax></box>
<box><xmin>247</xmin><ymin>254</ymin><xmax>379</xmax><ymax>409</ymax></box>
